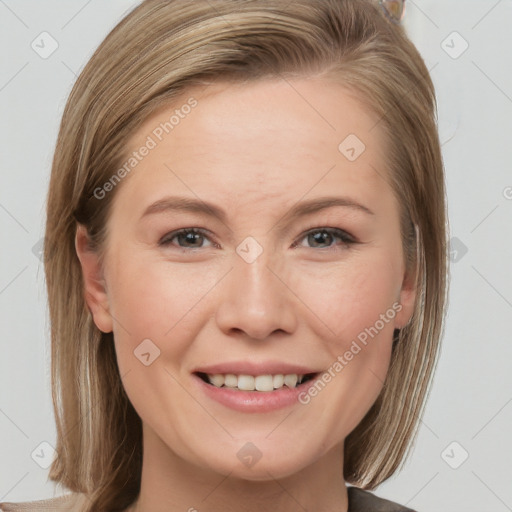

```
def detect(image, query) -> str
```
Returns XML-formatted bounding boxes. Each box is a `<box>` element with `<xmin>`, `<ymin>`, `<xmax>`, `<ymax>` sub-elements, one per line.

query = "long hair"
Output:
<box><xmin>44</xmin><ymin>1</ymin><xmax>448</xmax><ymax>510</ymax></box>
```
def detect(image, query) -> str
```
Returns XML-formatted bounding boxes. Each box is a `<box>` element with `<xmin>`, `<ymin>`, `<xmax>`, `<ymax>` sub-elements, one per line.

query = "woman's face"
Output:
<box><xmin>78</xmin><ymin>78</ymin><xmax>416</xmax><ymax>480</ymax></box>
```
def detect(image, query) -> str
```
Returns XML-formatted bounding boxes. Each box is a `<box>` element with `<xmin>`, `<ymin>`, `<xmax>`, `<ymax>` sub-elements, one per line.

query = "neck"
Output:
<box><xmin>128</xmin><ymin>424</ymin><xmax>348</xmax><ymax>512</ymax></box>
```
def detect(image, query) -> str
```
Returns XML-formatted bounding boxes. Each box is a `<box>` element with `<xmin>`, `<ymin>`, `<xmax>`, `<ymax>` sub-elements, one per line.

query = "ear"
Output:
<box><xmin>395</xmin><ymin>264</ymin><xmax>417</xmax><ymax>329</ymax></box>
<box><xmin>75</xmin><ymin>224</ymin><xmax>113</xmax><ymax>333</ymax></box>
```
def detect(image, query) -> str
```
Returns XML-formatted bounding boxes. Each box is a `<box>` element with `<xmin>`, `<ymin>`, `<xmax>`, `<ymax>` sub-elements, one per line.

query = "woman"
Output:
<box><xmin>0</xmin><ymin>0</ymin><xmax>447</xmax><ymax>510</ymax></box>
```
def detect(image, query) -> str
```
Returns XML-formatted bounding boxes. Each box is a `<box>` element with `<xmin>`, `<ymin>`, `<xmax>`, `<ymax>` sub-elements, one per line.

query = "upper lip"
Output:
<box><xmin>192</xmin><ymin>361</ymin><xmax>321</xmax><ymax>376</ymax></box>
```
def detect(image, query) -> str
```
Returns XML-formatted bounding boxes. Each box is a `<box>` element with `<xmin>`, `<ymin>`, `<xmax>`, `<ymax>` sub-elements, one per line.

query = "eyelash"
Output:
<box><xmin>158</xmin><ymin>227</ymin><xmax>357</xmax><ymax>251</ymax></box>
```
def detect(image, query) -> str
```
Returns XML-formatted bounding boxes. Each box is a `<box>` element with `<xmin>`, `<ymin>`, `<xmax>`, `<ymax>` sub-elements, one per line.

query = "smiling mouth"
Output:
<box><xmin>195</xmin><ymin>372</ymin><xmax>318</xmax><ymax>392</ymax></box>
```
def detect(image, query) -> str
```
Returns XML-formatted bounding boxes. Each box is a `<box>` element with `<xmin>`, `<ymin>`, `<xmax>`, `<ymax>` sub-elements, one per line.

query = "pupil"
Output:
<box><xmin>310</xmin><ymin>231</ymin><xmax>331</xmax><ymax>247</ymax></box>
<box><xmin>183</xmin><ymin>232</ymin><xmax>201</xmax><ymax>246</ymax></box>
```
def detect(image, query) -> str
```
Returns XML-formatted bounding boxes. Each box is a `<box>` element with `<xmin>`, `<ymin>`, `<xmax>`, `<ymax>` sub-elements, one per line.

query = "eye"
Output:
<box><xmin>159</xmin><ymin>227</ymin><xmax>356</xmax><ymax>251</ymax></box>
<box><xmin>293</xmin><ymin>227</ymin><xmax>356</xmax><ymax>250</ymax></box>
<box><xmin>159</xmin><ymin>228</ymin><xmax>215</xmax><ymax>249</ymax></box>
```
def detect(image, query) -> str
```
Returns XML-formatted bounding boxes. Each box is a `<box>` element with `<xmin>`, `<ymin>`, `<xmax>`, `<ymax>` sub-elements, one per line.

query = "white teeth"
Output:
<box><xmin>255</xmin><ymin>375</ymin><xmax>274</xmax><ymax>392</ymax></box>
<box><xmin>272</xmin><ymin>374</ymin><xmax>284</xmax><ymax>389</ymax></box>
<box><xmin>209</xmin><ymin>374</ymin><xmax>225</xmax><ymax>387</ymax></box>
<box><xmin>204</xmin><ymin>373</ymin><xmax>308</xmax><ymax>391</ymax></box>
<box><xmin>284</xmin><ymin>374</ymin><xmax>298</xmax><ymax>388</ymax></box>
<box><xmin>224</xmin><ymin>374</ymin><xmax>237</xmax><ymax>388</ymax></box>
<box><xmin>237</xmin><ymin>375</ymin><xmax>255</xmax><ymax>391</ymax></box>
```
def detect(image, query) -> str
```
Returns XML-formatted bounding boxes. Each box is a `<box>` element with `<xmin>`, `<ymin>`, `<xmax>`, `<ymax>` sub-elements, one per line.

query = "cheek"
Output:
<box><xmin>291</xmin><ymin>251</ymin><xmax>402</xmax><ymax>346</ymax></box>
<box><xmin>105</xmin><ymin>253</ymin><xmax>219</xmax><ymax>370</ymax></box>
<box><xmin>105</xmin><ymin>256</ymin><xmax>220</xmax><ymax>446</ymax></box>
<box><xmin>290</xmin><ymin>252</ymin><xmax>401</xmax><ymax>433</ymax></box>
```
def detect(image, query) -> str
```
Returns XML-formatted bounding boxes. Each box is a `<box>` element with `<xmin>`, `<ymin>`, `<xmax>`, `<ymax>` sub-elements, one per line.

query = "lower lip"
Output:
<box><xmin>193</xmin><ymin>374</ymin><xmax>318</xmax><ymax>413</ymax></box>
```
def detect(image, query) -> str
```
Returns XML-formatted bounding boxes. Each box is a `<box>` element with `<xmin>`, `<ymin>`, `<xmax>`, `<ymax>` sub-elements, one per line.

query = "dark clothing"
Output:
<box><xmin>348</xmin><ymin>487</ymin><xmax>416</xmax><ymax>512</ymax></box>
<box><xmin>1</xmin><ymin>487</ymin><xmax>416</xmax><ymax>511</ymax></box>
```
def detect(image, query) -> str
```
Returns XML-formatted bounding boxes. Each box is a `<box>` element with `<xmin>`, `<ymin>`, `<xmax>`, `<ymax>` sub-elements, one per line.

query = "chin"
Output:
<box><xmin>194</xmin><ymin>437</ymin><xmax>325</xmax><ymax>482</ymax></box>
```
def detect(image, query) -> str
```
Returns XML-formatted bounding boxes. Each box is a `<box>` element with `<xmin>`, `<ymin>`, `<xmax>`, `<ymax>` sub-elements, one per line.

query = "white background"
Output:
<box><xmin>1</xmin><ymin>1</ymin><xmax>511</xmax><ymax>510</ymax></box>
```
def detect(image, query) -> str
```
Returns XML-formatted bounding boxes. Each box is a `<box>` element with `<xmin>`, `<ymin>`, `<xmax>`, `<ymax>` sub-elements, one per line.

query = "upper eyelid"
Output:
<box><xmin>302</xmin><ymin>226</ymin><xmax>354</xmax><ymax>238</ymax></box>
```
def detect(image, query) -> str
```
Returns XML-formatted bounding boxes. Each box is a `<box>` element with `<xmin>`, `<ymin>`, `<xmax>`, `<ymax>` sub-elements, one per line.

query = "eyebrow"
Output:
<box><xmin>140</xmin><ymin>195</ymin><xmax>374</xmax><ymax>224</ymax></box>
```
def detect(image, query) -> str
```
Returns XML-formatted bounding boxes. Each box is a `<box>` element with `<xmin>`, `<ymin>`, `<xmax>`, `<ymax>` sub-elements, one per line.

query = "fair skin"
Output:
<box><xmin>76</xmin><ymin>77</ymin><xmax>416</xmax><ymax>512</ymax></box>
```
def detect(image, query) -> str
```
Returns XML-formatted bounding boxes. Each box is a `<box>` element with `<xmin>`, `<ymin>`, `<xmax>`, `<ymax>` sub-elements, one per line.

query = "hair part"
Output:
<box><xmin>44</xmin><ymin>1</ymin><xmax>447</xmax><ymax>510</ymax></box>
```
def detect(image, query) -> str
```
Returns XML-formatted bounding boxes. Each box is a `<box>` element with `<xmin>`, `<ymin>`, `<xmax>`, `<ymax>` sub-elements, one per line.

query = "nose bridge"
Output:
<box><xmin>236</xmin><ymin>244</ymin><xmax>277</xmax><ymax>306</ymax></box>
<box><xmin>214</xmin><ymin>238</ymin><xmax>297</xmax><ymax>339</ymax></box>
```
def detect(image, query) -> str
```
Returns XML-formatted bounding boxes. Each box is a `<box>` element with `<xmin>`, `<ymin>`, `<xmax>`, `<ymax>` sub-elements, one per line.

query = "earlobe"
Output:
<box><xmin>75</xmin><ymin>224</ymin><xmax>113</xmax><ymax>333</ymax></box>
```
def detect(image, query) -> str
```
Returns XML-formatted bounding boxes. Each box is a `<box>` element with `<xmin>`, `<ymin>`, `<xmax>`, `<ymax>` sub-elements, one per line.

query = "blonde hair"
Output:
<box><xmin>44</xmin><ymin>0</ymin><xmax>447</xmax><ymax>510</ymax></box>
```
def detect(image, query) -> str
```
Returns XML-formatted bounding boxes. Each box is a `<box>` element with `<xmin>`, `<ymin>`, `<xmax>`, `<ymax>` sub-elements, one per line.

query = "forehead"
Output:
<box><xmin>113</xmin><ymin>77</ymin><xmax>393</xmax><ymax>220</ymax></box>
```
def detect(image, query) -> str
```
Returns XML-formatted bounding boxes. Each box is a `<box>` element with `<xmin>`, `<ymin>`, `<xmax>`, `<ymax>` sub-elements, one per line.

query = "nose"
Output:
<box><xmin>215</xmin><ymin>247</ymin><xmax>298</xmax><ymax>340</ymax></box>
